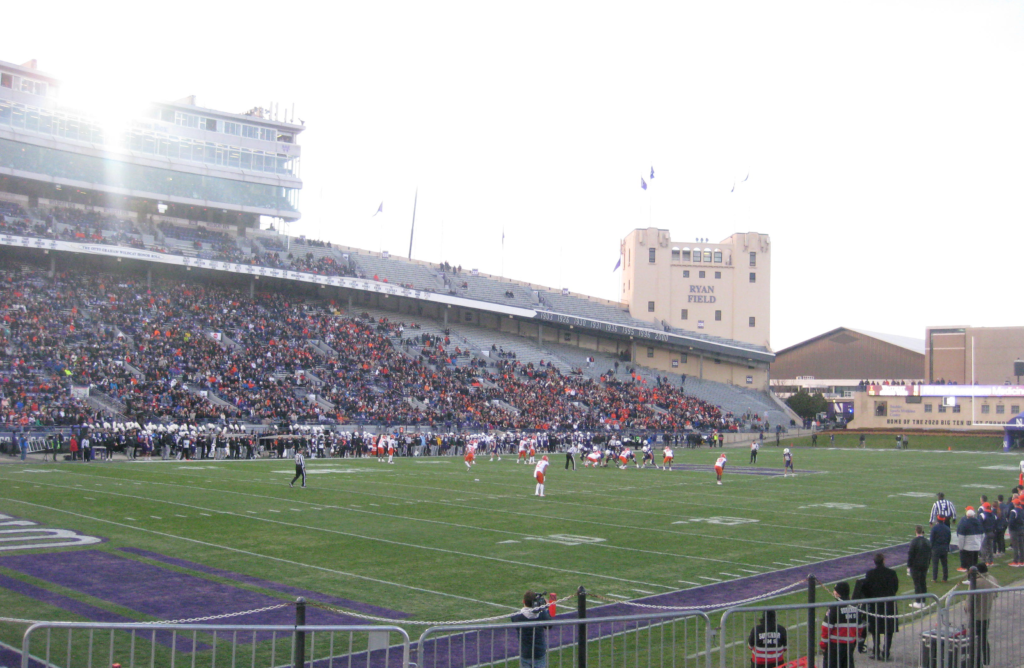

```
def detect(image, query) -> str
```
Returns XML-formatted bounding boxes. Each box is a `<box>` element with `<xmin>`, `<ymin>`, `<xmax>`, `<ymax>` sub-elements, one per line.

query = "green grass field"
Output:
<box><xmin>1</xmin><ymin>442</ymin><xmax>1021</xmax><ymax>664</ymax></box>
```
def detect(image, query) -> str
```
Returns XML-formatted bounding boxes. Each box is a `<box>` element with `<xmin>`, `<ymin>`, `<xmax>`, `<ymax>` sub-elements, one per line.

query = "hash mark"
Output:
<box><xmin>698</xmin><ymin>576</ymin><xmax>722</xmax><ymax>582</ymax></box>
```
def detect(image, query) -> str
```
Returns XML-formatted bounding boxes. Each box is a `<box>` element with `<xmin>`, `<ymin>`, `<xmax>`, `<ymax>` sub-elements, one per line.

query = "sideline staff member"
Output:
<box><xmin>747</xmin><ymin>610</ymin><xmax>787</xmax><ymax>667</ymax></box>
<box><xmin>290</xmin><ymin>448</ymin><xmax>306</xmax><ymax>488</ymax></box>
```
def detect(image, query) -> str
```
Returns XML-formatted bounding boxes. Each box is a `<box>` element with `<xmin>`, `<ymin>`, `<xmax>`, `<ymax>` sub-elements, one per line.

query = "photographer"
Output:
<box><xmin>511</xmin><ymin>590</ymin><xmax>552</xmax><ymax>668</ymax></box>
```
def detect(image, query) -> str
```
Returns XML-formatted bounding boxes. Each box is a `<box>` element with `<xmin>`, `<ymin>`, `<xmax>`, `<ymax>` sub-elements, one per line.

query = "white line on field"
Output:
<box><xmin>9</xmin><ymin>480</ymin><xmax>677</xmax><ymax>591</ymax></box>
<box><xmin>84</xmin><ymin>497</ymin><xmax>95</xmax><ymax>501</ymax></box>
<box><xmin>268</xmin><ymin>509</ymin><xmax>280</xmax><ymax>513</ymax></box>
<box><xmin>720</xmin><ymin>572</ymin><xmax>742</xmax><ymax>577</ymax></box>
<box><xmin>631</xmin><ymin>588</ymin><xmax>655</xmax><ymax>594</ymax></box>
<box><xmin>607</xmin><ymin>593</ymin><xmax>628</xmax><ymax>599</ymax></box>
<box><xmin>774</xmin><ymin>562</ymin><xmax>792</xmax><ymax>566</ymax></box>
<box><xmin>678</xmin><ymin>580</ymin><xmax>699</xmax><ymax>586</ymax></box>
<box><xmin>175</xmin><ymin>514</ymin><xmax>187</xmax><ymax>518</ymax></box>
<box><xmin>150</xmin><ymin>516</ymin><xmax>161</xmax><ymax>519</ymax></box>
<box><xmin>789</xmin><ymin>558</ymin><xmax>812</xmax><ymax>564</ymax></box>
<box><xmin>125</xmin><ymin>517</ymin><xmax>136</xmax><ymax>521</ymax></box>
<box><xmin>698</xmin><ymin>576</ymin><xmax>722</xmax><ymax>582</ymax></box>
<box><xmin>0</xmin><ymin>497</ymin><xmax>514</xmax><ymax>609</ymax></box>
<box><xmin>738</xmin><ymin>569</ymin><xmax>762</xmax><ymax>574</ymax></box>
<box><xmin>200</xmin><ymin>513</ymin><xmax>211</xmax><ymax>517</ymax></box>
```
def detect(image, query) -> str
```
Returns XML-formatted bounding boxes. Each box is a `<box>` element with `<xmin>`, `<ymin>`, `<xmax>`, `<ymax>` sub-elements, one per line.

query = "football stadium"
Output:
<box><xmin>2</xmin><ymin>55</ymin><xmax>1024</xmax><ymax>668</ymax></box>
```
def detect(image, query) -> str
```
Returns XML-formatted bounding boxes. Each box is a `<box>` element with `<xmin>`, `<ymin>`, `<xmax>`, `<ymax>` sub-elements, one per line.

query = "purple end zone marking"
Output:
<box><xmin>0</xmin><ymin>641</ymin><xmax>48</xmax><ymax>668</ymax></box>
<box><xmin>0</xmin><ymin>550</ymin><xmax>372</xmax><ymax>645</ymax></box>
<box><xmin>0</xmin><ymin>573</ymin><xmax>205</xmax><ymax>653</ymax></box>
<box><xmin>666</xmin><ymin>463</ymin><xmax>819</xmax><ymax>476</ymax></box>
<box><xmin>117</xmin><ymin>547</ymin><xmax>407</xmax><ymax>619</ymax></box>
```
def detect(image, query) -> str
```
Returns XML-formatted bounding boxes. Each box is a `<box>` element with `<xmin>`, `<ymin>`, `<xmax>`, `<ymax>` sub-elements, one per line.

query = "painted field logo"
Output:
<box><xmin>672</xmin><ymin>517</ymin><xmax>759</xmax><ymax>526</ymax></box>
<box><xmin>0</xmin><ymin>513</ymin><xmax>103</xmax><ymax>552</ymax></box>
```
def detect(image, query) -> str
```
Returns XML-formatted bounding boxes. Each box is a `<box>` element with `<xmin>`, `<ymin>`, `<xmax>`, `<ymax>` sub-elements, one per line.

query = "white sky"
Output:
<box><xmin>6</xmin><ymin>0</ymin><xmax>1023</xmax><ymax>350</ymax></box>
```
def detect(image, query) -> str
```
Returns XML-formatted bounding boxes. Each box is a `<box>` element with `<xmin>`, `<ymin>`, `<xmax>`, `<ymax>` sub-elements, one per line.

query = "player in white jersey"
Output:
<box><xmin>585</xmin><ymin>450</ymin><xmax>602</xmax><ymax>467</ymax></box>
<box><xmin>464</xmin><ymin>441</ymin><xmax>477</xmax><ymax>469</ymax></box>
<box><xmin>387</xmin><ymin>439</ymin><xmax>396</xmax><ymax>464</ymax></box>
<box><xmin>517</xmin><ymin>439</ymin><xmax>528</xmax><ymax>464</ymax></box>
<box><xmin>661</xmin><ymin>446</ymin><xmax>674</xmax><ymax>470</ymax></box>
<box><xmin>640</xmin><ymin>444</ymin><xmax>655</xmax><ymax>468</ymax></box>
<box><xmin>783</xmin><ymin>448</ymin><xmax>794</xmax><ymax>477</ymax></box>
<box><xmin>528</xmin><ymin>439</ymin><xmax>537</xmax><ymax>465</ymax></box>
<box><xmin>714</xmin><ymin>453</ymin><xmax>727</xmax><ymax>485</ymax></box>
<box><xmin>534</xmin><ymin>455</ymin><xmax>550</xmax><ymax>496</ymax></box>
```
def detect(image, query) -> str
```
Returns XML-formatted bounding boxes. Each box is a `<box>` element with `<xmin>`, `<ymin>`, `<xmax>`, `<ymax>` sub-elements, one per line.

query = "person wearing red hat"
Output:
<box><xmin>1008</xmin><ymin>496</ymin><xmax>1024</xmax><ymax>566</ymax></box>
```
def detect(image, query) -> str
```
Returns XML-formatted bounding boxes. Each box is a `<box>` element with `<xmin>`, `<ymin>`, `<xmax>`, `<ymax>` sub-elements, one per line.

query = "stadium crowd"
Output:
<box><xmin>0</xmin><ymin>265</ymin><xmax>738</xmax><ymax>435</ymax></box>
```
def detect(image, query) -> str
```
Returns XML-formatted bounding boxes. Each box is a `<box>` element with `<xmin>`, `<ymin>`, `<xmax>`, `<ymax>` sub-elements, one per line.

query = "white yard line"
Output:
<box><xmin>0</xmin><ymin>497</ymin><xmax>511</xmax><ymax>609</ymax></box>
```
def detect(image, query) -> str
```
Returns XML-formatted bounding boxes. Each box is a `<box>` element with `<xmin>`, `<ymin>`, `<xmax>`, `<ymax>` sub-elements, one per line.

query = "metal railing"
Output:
<box><xmin>20</xmin><ymin>622</ymin><xmax>410</xmax><ymax>668</ymax></box>
<box><xmin>14</xmin><ymin>573</ymin><xmax>1024</xmax><ymax>668</ymax></box>
<box><xmin>415</xmin><ymin>610</ymin><xmax>711</xmax><ymax>668</ymax></box>
<box><xmin>719</xmin><ymin>592</ymin><xmax>943</xmax><ymax>668</ymax></box>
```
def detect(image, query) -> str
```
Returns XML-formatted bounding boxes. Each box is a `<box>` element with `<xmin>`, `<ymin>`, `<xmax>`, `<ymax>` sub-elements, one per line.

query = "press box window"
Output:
<box><xmin>671</xmin><ymin>249</ymin><xmax>680</xmax><ymax>261</ymax></box>
<box><xmin>648</xmin><ymin>248</ymin><xmax>656</xmax><ymax>263</ymax></box>
<box><xmin>715</xmin><ymin>310</ymin><xmax>722</xmax><ymax>321</ymax></box>
<box><xmin>682</xmin><ymin>250</ymin><xmax>691</xmax><ymax>261</ymax></box>
<box><xmin>563</xmin><ymin>332</ymin><xmax>571</xmax><ymax>341</ymax></box>
<box><xmin>680</xmin><ymin>309</ymin><xmax>688</xmax><ymax>320</ymax></box>
<box><xmin>714</xmin><ymin>271</ymin><xmax>721</xmax><ymax>279</ymax></box>
<box><xmin>647</xmin><ymin>347</ymin><xmax>654</xmax><ymax>358</ymax></box>
<box><xmin>703</xmin><ymin>250</ymin><xmax>712</xmax><ymax>262</ymax></box>
<box><xmin>680</xmin><ymin>354</ymin><xmax>687</xmax><ymax>363</ymax></box>
<box><xmin>713</xmin><ymin>251</ymin><xmax>722</xmax><ymax>263</ymax></box>
<box><xmin>1014</xmin><ymin>405</ymin><xmax>1021</xmax><ymax>414</ymax></box>
<box><xmin>749</xmin><ymin>252</ymin><xmax>756</xmax><ymax>267</ymax></box>
<box><xmin>981</xmin><ymin>404</ymin><xmax>991</xmax><ymax>414</ymax></box>
<box><xmin>924</xmin><ymin>404</ymin><xmax>933</xmax><ymax>413</ymax></box>
<box><xmin>682</xmin><ymin>270</ymin><xmax>689</xmax><ymax>278</ymax></box>
<box><xmin>647</xmin><ymin>301</ymin><xmax>655</xmax><ymax>312</ymax></box>
<box><xmin>996</xmin><ymin>405</ymin><xmax>1005</xmax><ymax>414</ymax></box>
<box><xmin>749</xmin><ymin>316</ymin><xmax>756</xmax><ymax>327</ymax></box>
<box><xmin>749</xmin><ymin>272</ymin><xmax>756</xmax><ymax>283</ymax></box>
<box><xmin>699</xmin><ymin>270</ymin><xmax>705</xmax><ymax>278</ymax></box>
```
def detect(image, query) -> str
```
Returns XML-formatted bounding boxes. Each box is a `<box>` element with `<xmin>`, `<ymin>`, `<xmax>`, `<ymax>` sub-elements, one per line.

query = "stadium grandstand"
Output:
<box><xmin>0</xmin><ymin>56</ymin><xmax>794</xmax><ymax>442</ymax></box>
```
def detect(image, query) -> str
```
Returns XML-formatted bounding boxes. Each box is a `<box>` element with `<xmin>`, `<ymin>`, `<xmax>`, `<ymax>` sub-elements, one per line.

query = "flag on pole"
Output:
<box><xmin>650</xmin><ymin>166</ymin><xmax>655</xmax><ymax>180</ymax></box>
<box><xmin>640</xmin><ymin>177</ymin><xmax>647</xmax><ymax>191</ymax></box>
<box><xmin>613</xmin><ymin>257</ymin><xmax>622</xmax><ymax>272</ymax></box>
<box><xmin>502</xmin><ymin>228</ymin><xmax>505</xmax><ymax>247</ymax></box>
<box><xmin>373</xmin><ymin>202</ymin><xmax>383</xmax><ymax>216</ymax></box>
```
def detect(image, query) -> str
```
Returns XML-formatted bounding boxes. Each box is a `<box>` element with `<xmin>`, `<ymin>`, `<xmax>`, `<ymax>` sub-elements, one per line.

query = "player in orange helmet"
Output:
<box><xmin>534</xmin><ymin>455</ymin><xmax>550</xmax><ymax>496</ymax></box>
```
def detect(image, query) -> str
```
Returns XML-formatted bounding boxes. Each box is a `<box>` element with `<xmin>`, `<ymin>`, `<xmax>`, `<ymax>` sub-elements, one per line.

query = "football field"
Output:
<box><xmin>1</xmin><ymin>440</ymin><xmax>1020</xmax><ymax>656</ymax></box>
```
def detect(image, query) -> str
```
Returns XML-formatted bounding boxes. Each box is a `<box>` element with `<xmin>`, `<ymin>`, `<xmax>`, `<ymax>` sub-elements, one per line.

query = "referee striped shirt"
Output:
<box><xmin>930</xmin><ymin>498</ymin><xmax>956</xmax><ymax>524</ymax></box>
<box><xmin>294</xmin><ymin>452</ymin><xmax>305</xmax><ymax>468</ymax></box>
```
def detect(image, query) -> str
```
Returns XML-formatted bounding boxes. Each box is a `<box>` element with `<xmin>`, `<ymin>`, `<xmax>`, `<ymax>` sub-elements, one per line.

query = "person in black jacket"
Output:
<box><xmin>906</xmin><ymin>526</ymin><xmax>931</xmax><ymax>607</ymax></box>
<box><xmin>747</xmin><ymin>609</ymin><xmax>788</xmax><ymax>667</ymax></box>
<box><xmin>861</xmin><ymin>553</ymin><xmax>899</xmax><ymax>660</ymax></box>
<box><xmin>820</xmin><ymin>582</ymin><xmax>865</xmax><ymax>668</ymax></box>
<box><xmin>511</xmin><ymin>591</ymin><xmax>552</xmax><ymax>668</ymax></box>
<box><xmin>930</xmin><ymin>521</ymin><xmax>952</xmax><ymax>582</ymax></box>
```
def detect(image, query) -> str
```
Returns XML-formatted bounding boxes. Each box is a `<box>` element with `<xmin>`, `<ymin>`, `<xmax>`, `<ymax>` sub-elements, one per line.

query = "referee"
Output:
<box><xmin>565</xmin><ymin>442</ymin><xmax>577</xmax><ymax>471</ymax></box>
<box><xmin>930</xmin><ymin>492</ymin><xmax>955</xmax><ymax>526</ymax></box>
<box><xmin>290</xmin><ymin>448</ymin><xmax>307</xmax><ymax>488</ymax></box>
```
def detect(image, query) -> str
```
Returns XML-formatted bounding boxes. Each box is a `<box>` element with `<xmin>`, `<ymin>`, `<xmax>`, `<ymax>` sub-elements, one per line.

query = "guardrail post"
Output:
<box><xmin>807</xmin><ymin>575</ymin><xmax>816</xmax><ymax>668</ymax></box>
<box><xmin>967</xmin><ymin>567</ymin><xmax>977</xmax><ymax>668</ymax></box>
<box><xmin>294</xmin><ymin>596</ymin><xmax>306</xmax><ymax>668</ymax></box>
<box><xmin>577</xmin><ymin>586</ymin><xmax>587</xmax><ymax>668</ymax></box>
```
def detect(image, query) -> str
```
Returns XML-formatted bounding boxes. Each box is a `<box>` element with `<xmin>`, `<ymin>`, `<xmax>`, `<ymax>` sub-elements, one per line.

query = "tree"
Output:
<box><xmin>786</xmin><ymin>391</ymin><xmax>828</xmax><ymax>420</ymax></box>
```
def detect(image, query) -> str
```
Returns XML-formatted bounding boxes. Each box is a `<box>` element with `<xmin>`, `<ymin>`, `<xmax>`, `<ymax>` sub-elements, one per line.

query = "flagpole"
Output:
<box><xmin>407</xmin><ymin>187</ymin><xmax>418</xmax><ymax>260</ymax></box>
